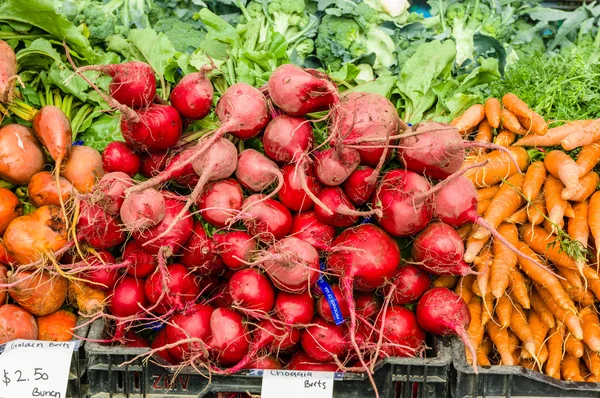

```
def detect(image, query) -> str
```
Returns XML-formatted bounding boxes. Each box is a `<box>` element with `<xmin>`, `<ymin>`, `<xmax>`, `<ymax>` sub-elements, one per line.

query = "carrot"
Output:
<box><xmin>505</xmin><ymin>207</ymin><xmax>527</xmax><ymax>224</ymax></box>
<box><xmin>501</xmin><ymin>109</ymin><xmax>526</xmax><ymax>135</ymax></box>
<box><xmin>510</xmin><ymin>302</ymin><xmax>536</xmax><ymax>357</ymax></box>
<box><xmin>487</xmin><ymin>318</ymin><xmax>514</xmax><ymax>365</ymax></box>
<box><xmin>523</xmin><ymin>161</ymin><xmax>547</xmax><ymax>202</ymax></box>
<box><xmin>513</xmin><ymin>120</ymin><xmax>590</xmax><ymax>147</ymax></box>
<box><xmin>456</xmin><ymin>275</ymin><xmax>476</xmax><ymax>305</ymax></box>
<box><xmin>586</xmin><ymin>374</ymin><xmax>600</xmax><ymax>382</ymax></box>
<box><xmin>471</xmin><ymin>278</ymin><xmax>482</xmax><ymax>296</ymax></box>
<box><xmin>589</xmin><ymin>192</ymin><xmax>600</xmax><ymax>263</ymax></box>
<box><xmin>477</xmin><ymin>199</ymin><xmax>491</xmax><ymax>215</ymax></box>
<box><xmin>576</xmin><ymin>142</ymin><xmax>600</xmax><ymax>177</ymax></box>
<box><xmin>530</xmin><ymin>290</ymin><xmax>555</xmax><ymax>328</ymax></box>
<box><xmin>544</xmin><ymin>150</ymin><xmax>581</xmax><ymax>199</ymax></box>
<box><xmin>477</xmin><ymin>338</ymin><xmax>492</xmax><ymax>366</ymax></box>
<box><xmin>520</xmin><ymin>224</ymin><xmax>581</xmax><ymax>274</ymax></box>
<box><xmin>562</xmin><ymin>354</ymin><xmax>585</xmax><ymax>381</ymax></box>
<box><xmin>457</xmin><ymin>224</ymin><xmax>472</xmax><ymax>241</ymax></box>
<box><xmin>561</xmin><ymin>119</ymin><xmax>600</xmax><ymax>151</ymax></box>
<box><xmin>465</xmin><ymin>147</ymin><xmax>530</xmax><ymax>188</ymax></box>
<box><xmin>490</xmin><ymin>223</ymin><xmax>519</xmax><ymax>298</ymax></box>
<box><xmin>502</xmin><ymin>93</ymin><xmax>531</xmax><ymax>119</ymax></box>
<box><xmin>473</xmin><ymin>246</ymin><xmax>492</xmax><ymax>297</ymax></box>
<box><xmin>545</xmin><ymin>323</ymin><xmax>564</xmax><ymax>377</ymax></box>
<box><xmin>566</xmin><ymin>333</ymin><xmax>585</xmax><ymax>358</ymax></box>
<box><xmin>509</xmin><ymin>268</ymin><xmax>530</xmax><ymax>309</ymax></box>
<box><xmin>432</xmin><ymin>275</ymin><xmax>458</xmax><ymax>289</ymax></box>
<box><xmin>565</xmin><ymin>202</ymin><xmax>575</xmax><ymax>218</ymax></box>
<box><xmin>581</xmin><ymin>307</ymin><xmax>600</xmax><ymax>352</ymax></box>
<box><xmin>570</xmin><ymin>172</ymin><xmax>600</xmax><ymax>202</ymax></box>
<box><xmin>482</xmin><ymin>292</ymin><xmax>494</xmax><ymax>327</ymax></box>
<box><xmin>454</xmin><ymin>104</ymin><xmax>486</xmax><ymax>135</ymax></box>
<box><xmin>582</xmin><ymin>265</ymin><xmax>600</xmax><ymax>301</ymax></box>
<box><xmin>466</xmin><ymin>297</ymin><xmax>483</xmax><ymax>364</ymax></box>
<box><xmin>535</xmin><ymin>284</ymin><xmax>582</xmax><ymax>339</ymax></box>
<box><xmin>474</xmin><ymin>173</ymin><xmax>526</xmax><ymax>240</ymax></box>
<box><xmin>495</xmin><ymin>295</ymin><xmax>513</xmax><ymax>328</ymax></box>
<box><xmin>464</xmin><ymin>233</ymin><xmax>489</xmax><ymax>263</ymax></box>
<box><xmin>475</xmin><ymin>119</ymin><xmax>494</xmax><ymax>144</ymax></box>
<box><xmin>527</xmin><ymin>310</ymin><xmax>550</xmax><ymax>363</ymax></box>
<box><xmin>37</xmin><ymin>309</ymin><xmax>77</xmax><ymax>342</ymax></box>
<box><xmin>517</xmin><ymin>242</ymin><xmax>575</xmax><ymax>312</ymax></box>
<box><xmin>477</xmin><ymin>185</ymin><xmax>500</xmax><ymax>201</ymax></box>
<box><xmin>527</xmin><ymin>191</ymin><xmax>547</xmax><ymax>225</ymax></box>
<box><xmin>508</xmin><ymin>329</ymin><xmax>520</xmax><ymax>354</ymax></box>
<box><xmin>583</xmin><ymin>347</ymin><xmax>600</xmax><ymax>377</ymax></box>
<box><xmin>485</xmin><ymin>98</ymin><xmax>501</xmax><ymax>128</ymax></box>
<box><xmin>518</xmin><ymin>113</ymin><xmax>548</xmax><ymax>136</ymax></box>
<box><xmin>543</xmin><ymin>218</ymin><xmax>563</xmax><ymax>235</ymax></box>
<box><xmin>513</xmin><ymin>120</ymin><xmax>592</xmax><ymax>147</ymax></box>
<box><xmin>544</xmin><ymin>175</ymin><xmax>568</xmax><ymax>225</ymax></box>
<box><xmin>494</xmin><ymin>130</ymin><xmax>517</xmax><ymax>147</ymax></box>
<box><xmin>568</xmin><ymin>200</ymin><xmax>589</xmax><ymax>273</ymax></box>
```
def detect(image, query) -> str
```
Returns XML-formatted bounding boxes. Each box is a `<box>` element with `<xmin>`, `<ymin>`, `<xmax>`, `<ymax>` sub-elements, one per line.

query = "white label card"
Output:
<box><xmin>0</xmin><ymin>340</ymin><xmax>76</xmax><ymax>398</ymax></box>
<box><xmin>261</xmin><ymin>370</ymin><xmax>334</xmax><ymax>398</ymax></box>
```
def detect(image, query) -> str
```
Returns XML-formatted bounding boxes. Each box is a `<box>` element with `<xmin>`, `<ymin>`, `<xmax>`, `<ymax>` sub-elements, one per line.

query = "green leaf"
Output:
<box><xmin>348</xmin><ymin>75</ymin><xmax>398</xmax><ymax>98</ymax></box>
<box><xmin>198</xmin><ymin>8</ymin><xmax>240</xmax><ymax>46</ymax></box>
<box><xmin>0</xmin><ymin>0</ymin><xmax>95</xmax><ymax>61</ymax></box>
<box><xmin>397</xmin><ymin>40</ymin><xmax>456</xmax><ymax>123</ymax></box>
<box><xmin>128</xmin><ymin>29</ymin><xmax>177</xmax><ymax>79</ymax></box>
<box><xmin>548</xmin><ymin>7</ymin><xmax>590</xmax><ymax>51</ymax></box>
<box><xmin>79</xmin><ymin>115</ymin><xmax>123</xmax><ymax>152</ymax></box>
<box><xmin>526</xmin><ymin>6</ymin><xmax>574</xmax><ymax>22</ymax></box>
<box><xmin>15</xmin><ymin>38</ymin><xmax>62</xmax><ymax>71</ymax></box>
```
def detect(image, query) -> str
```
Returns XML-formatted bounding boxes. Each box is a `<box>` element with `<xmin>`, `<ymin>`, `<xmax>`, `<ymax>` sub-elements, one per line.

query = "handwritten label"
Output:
<box><xmin>261</xmin><ymin>370</ymin><xmax>334</xmax><ymax>398</ymax></box>
<box><xmin>0</xmin><ymin>340</ymin><xmax>76</xmax><ymax>398</ymax></box>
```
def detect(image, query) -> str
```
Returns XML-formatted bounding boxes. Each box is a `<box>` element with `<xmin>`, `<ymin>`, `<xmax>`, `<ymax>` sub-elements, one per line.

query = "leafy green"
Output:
<box><xmin>78</xmin><ymin>115</ymin><xmax>123</xmax><ymax>151</ymax></box>
<box><xmin>0</xmin><ymin>0</ymin><xmax>96</xmax><ymax>61</ymax></box>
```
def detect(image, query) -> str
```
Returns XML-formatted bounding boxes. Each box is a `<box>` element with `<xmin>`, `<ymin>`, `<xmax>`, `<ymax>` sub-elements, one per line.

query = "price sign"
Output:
<box><xmin>261</xmin><ymin>370</ymin><xmax>334</xmax><ymax>398</ymax></box>
<box><xmin>0</xmin><ymin>340</ymin><xmax>77</xmax><ymax>398</ymax></box>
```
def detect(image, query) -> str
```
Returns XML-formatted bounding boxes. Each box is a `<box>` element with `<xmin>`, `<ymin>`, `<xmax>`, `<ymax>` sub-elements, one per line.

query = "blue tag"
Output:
<box><xmin>359</xmin><ymin>215</ymin><xmax>373</xmax><ymax>224</ymax></box>
<box><xmin>407</xmin><ymin>123</ymin><xmax>413</xmax><ymax>127</ymax></box>
<box><xmin>72</xmin><ymin>140</ymin><xmax>84</xmax><ymax>146</ymax></box>
<box><xmin>148</xmin><ymin>321</ymin><xmax>165</xmax><ymax>331</ymax></box>
<box><xmin>317</xmin><ymin>261</ymin><xmax>345</xmax><ymax>326</ymax></box>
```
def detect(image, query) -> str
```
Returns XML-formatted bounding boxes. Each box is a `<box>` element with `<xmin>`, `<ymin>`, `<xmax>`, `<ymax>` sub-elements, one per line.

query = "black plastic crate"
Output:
<box><xmin>84</xmin><ymin>319</ymin><xmax>452</xmax><ymax>398</ymax></box>
<box><xmin>451</xmin><ymin>338</ymin><xmax>600</xmax><ymax>398</ymax></box>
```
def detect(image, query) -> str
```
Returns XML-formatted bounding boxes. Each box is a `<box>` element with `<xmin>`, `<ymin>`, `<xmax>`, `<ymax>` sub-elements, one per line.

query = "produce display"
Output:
<box><xmin>0</xmin><ymin>0</ymin><xmax>600</xmax><ymax>396</ymax></box>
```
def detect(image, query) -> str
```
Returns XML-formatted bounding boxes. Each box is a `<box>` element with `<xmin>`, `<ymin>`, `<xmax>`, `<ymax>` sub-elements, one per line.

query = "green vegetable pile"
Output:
<box><xmin>0</xmin><ymin>0</ymin><xmax>599</xmax><ymax>151</ymax></box>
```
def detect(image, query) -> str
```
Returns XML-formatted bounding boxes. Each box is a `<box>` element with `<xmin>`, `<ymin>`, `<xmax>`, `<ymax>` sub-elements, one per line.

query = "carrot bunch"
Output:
<box><xmin>450</xmin><ymin>93</ymin><xmax>600</xmax><ymax>382</ymax></box>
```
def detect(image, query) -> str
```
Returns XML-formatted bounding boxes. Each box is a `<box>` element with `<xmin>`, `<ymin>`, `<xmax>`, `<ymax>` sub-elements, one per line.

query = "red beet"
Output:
<box><xmin>279</xmin><ymin>164</ymin><xmax>323</xmax><ymax>212</ymax></box>
<box><xmin>170</xmin><ymin>71</ymin><xmax>214</xmax><ymax>120</ymax></box>
<box><xmin>166</xmin><ymin>303</ymin><xmax>214</xmax><ymax>362</ymax></box>
<box><xmin>374</xmin><ymin>169</ymin><xmax>434</xmax><ymax>237</ymax></box>
<box><xmin>81</xmin><ymin>250</ymin><xmax>119</xmax><ymax>291</ymax></box>
<box><xmin>241</xmin><ymin>195</ymin><xmax>292</xmax><ymax>243</ymax></box>
<box><xmin>343</xmin><ymin>166</ymin><xmax>377</xmax><ymax>206</ymax></box>
<box><xmin>228</xmin><ymin>268</ymin><xmax>275</xmax><ymax>313</ymax></box>
<box><xmin>214</xmin><ymin>231</ymin><xmax>257</xmax><ymax>270</ymax></box>
<box><xmin>268</xmin><ymin>65</ymin><xmax>338</xmax><ymax>116</ymax></box>
<box><xmin>145</xmin><ymin>263</ymin><xmax>200</xmax><ymax>314</ymax></box>
<box><xmin>263</xmin><ymin>115</ymin><xmax>314</xmax><ymax>163</ymax></box>
<box><xmin>416</xmin><ymin>287</ymin><xmax>476</xmax><ymax>372</ymax></box>
<box><xmin>123</xmin><ymin>240</ymin><xmax>156</xmax><ymax>278</ymax></box>
<box><xmin>316</xmin><ymin>284</ymin><xmax>349</xmax><ymax>324</ymax></box>
<box><xmin>286</xmin><ymin>352</ymin><xmax>339</xmax><ymax>371</ymax></box>
<box><xmin>274</xmin><ymin>291</ymin><xmax>315</xmax><ymax>326</ymax></box>
<box><xmin>375</xmin><ymin>305</ymin><xmax>425</xmax><ymax>357</ymax></box>
<box><xmin>208</xmin><ymin>308</ymin><xmax>250</xmax><ymax>366</ymax></box>
<box><xmin>77</xmin><ymin>201</ymin><xmax>126</xmax><ymax>250</ymax></box>
<box><xmin>197</xmin><ymin>179</ymin><xmax>243</xmax><ymax>228</ymax></box>
<box><xmin>181</xmin><ymin>222</ymin><xmax>223</xmax><ymax>276</ymax></box>
<box><xmin>412</xmin><ymin>222</ymin><xmax>473</xmax><ymax>276</ymax></box>
<box><xmin>300</xmin><ymin>316</ymin><xmax>348</xmax><ymax>362</ymax></box>
<box><xmin>121</xmin><ymin>104</ymin><xmax>182</xmax><ymax>152</ymax></box>
<box><xmin>289</xmin><ymin>212</ymin><xmax>335</xmax><ymax>251</ymax></box>
<box><xmin>102</xmin><ymin>142</ymin><xmax>141</xmax><ymax>177</ymax></box>
<box><xmin>384</xmin><ymin>265</ymin><xmax>431</xmax><ymax>305</ymax></box>
<box><xmin>263</xmin><ymin>236</ymin><xmax>320</xmax><ymax>294</ymax></box>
